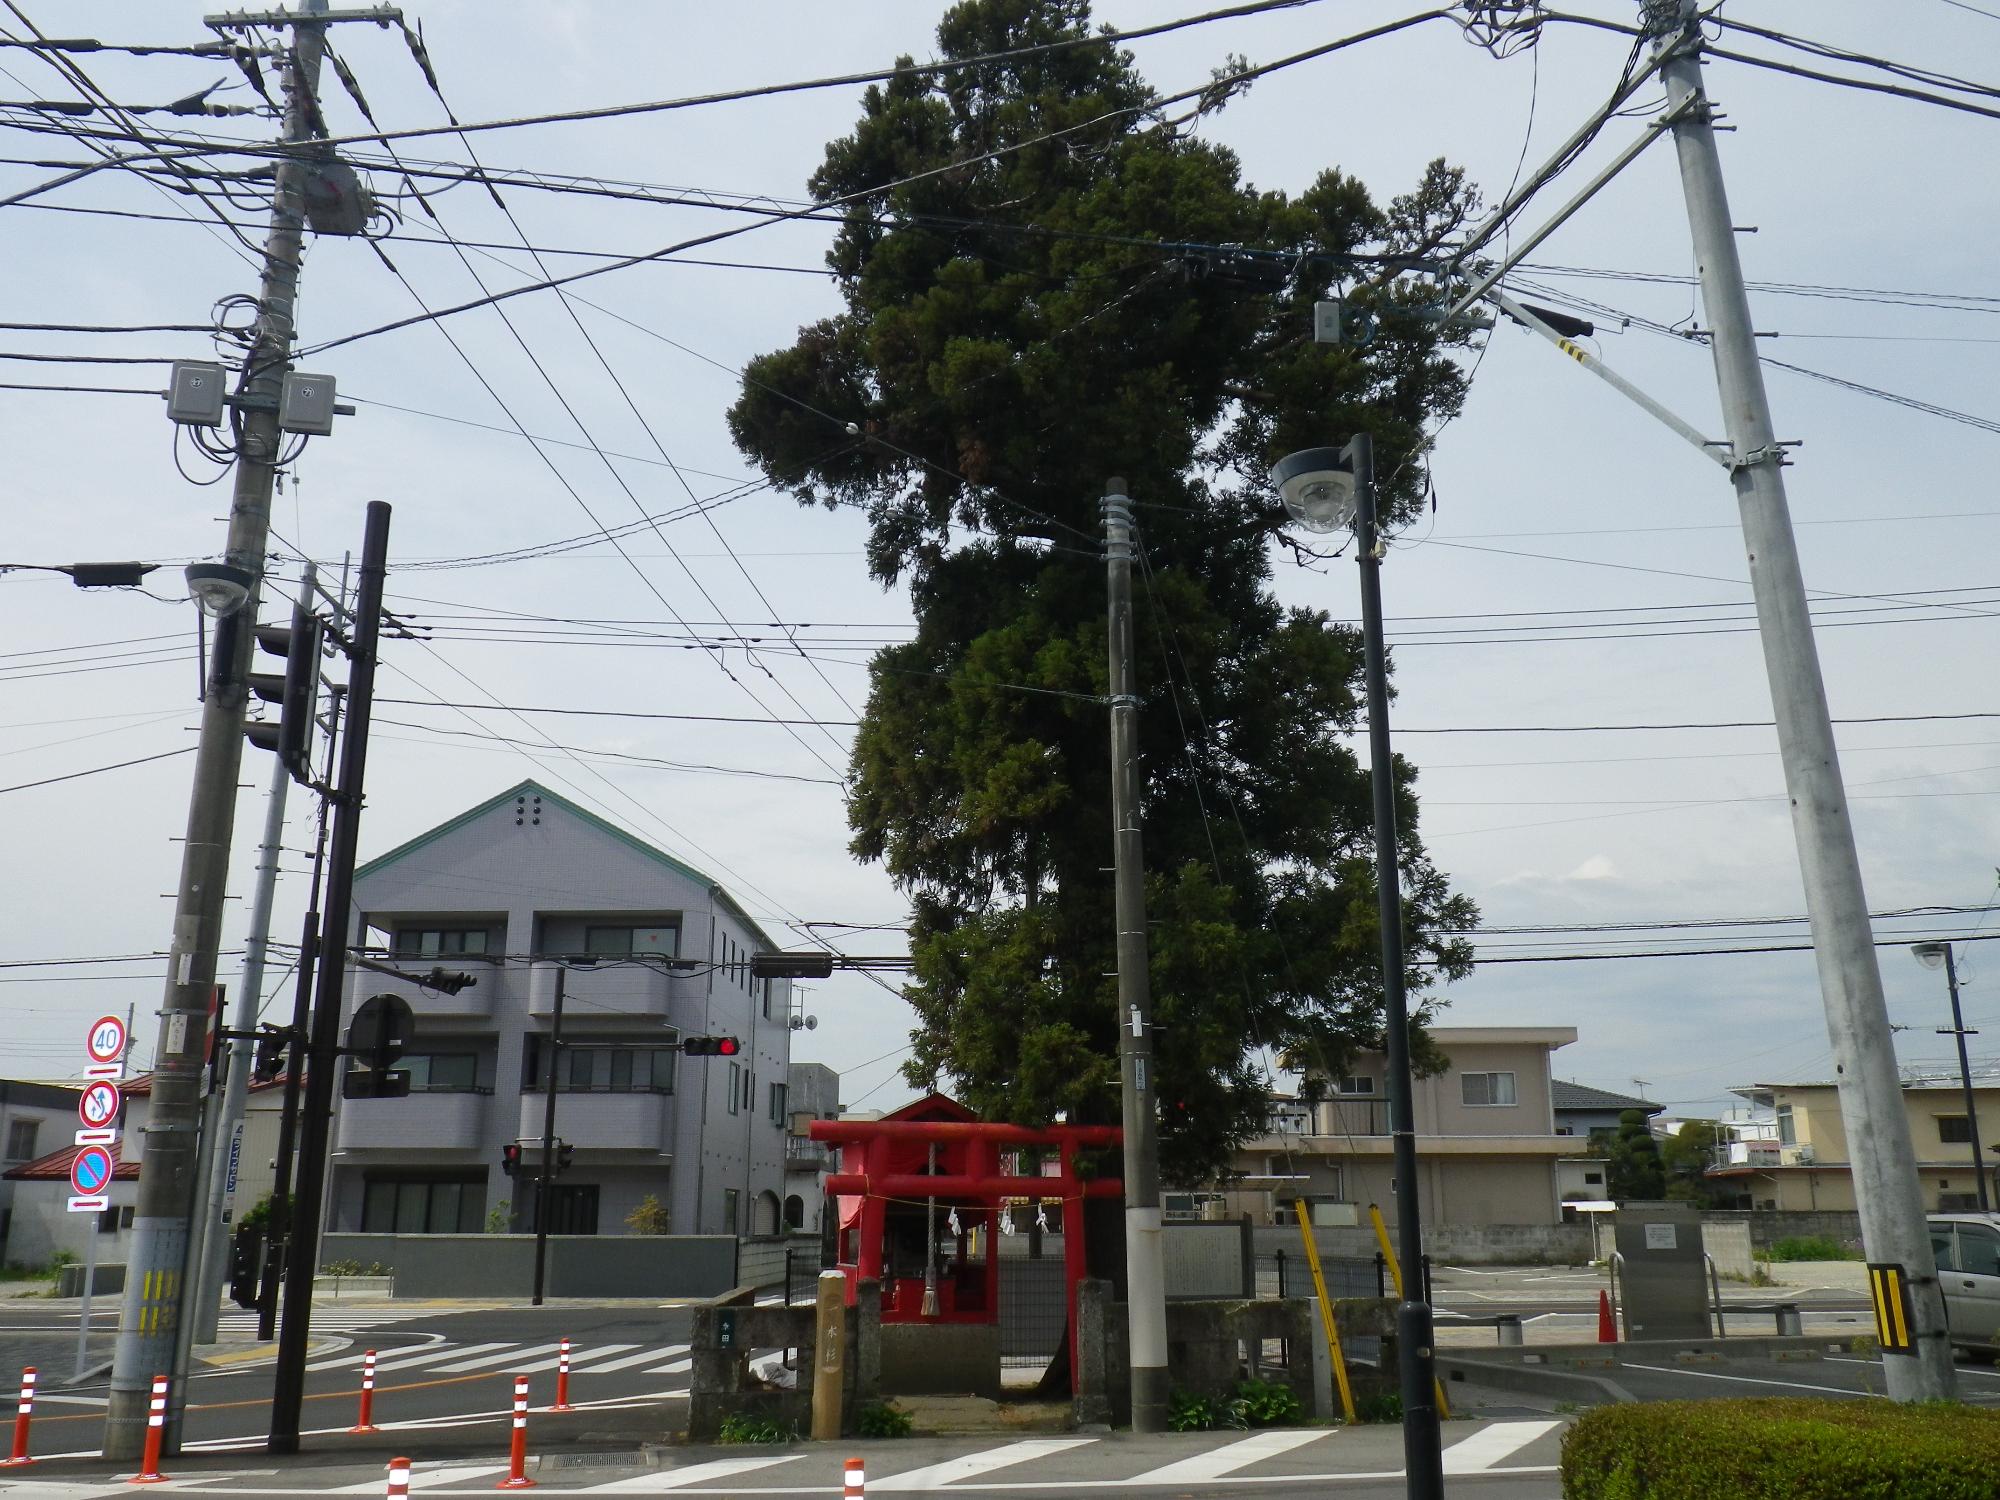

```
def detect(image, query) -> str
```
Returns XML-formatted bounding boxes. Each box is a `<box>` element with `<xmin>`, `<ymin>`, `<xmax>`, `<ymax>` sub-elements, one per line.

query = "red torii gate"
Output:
<box><xmin>810</xmin><ymin>1094</ymin><xmax>1122</xmax><ymax>1377</ymax></box>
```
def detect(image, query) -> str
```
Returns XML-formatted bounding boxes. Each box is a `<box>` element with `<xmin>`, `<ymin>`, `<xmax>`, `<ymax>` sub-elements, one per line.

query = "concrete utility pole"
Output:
<box><xmin>105</xmin><ymin>0</ymin><xmax>331</xmax><ymax>1459</ymax></box>
<box><xmin>1649</xmin><ymin>0</ymin><xmax>1954</xmax><ymax>1399</ymax></box>
<box><xmin>533</xmin><ymin>965</ymin><xmax>567</xmax><ymax>1306</ymax></box>
<box><xmin>1917</xmin><ymin>944</ymin><xmax>1989</xmax><ymax>1212</ymax></box>
<box><xmin>270</xmin><ymin>499</ymin><xmax>391</xmax><ymax>1453</ymax></box>
<box><xmin>1101</xmin><ymin>480</ymin><xmax>1168</xmax><ymax>1434</ymax></box>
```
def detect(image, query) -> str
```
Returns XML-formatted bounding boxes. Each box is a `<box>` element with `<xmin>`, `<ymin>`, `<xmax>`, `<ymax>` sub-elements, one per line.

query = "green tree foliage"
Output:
<box><xmin>729</xmin><ymin>0</ymin><xmax>1479</xmax><ymax>1182</ymax></box>
<box><xmin>1661</xmin><ymin>1119</ymin><xmax>1726</xmax><ymax>1206</ymax></box>
<box><xmin>1607</xmin><ymin>1109</ymin><xmax>1667</xmax><ymax>1201</ymax></box>
<box><xmin>626</xmin><ymin>1193</ymin><xmax>672</xmax><ymax>1235</ymax></box>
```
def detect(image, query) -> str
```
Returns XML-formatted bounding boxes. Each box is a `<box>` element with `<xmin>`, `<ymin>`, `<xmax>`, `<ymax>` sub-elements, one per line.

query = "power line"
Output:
<box><xmin>0</xmin><ymin>743</ymin><xmax>194</xmax><ymax>794</ymax></box>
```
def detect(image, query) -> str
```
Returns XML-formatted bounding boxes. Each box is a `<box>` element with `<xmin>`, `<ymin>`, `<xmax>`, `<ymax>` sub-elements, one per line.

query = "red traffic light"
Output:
<box><xmin>682</xmin><ymin>1035</ymin><xmax>742</xmax><ymax>1057</ymax></box>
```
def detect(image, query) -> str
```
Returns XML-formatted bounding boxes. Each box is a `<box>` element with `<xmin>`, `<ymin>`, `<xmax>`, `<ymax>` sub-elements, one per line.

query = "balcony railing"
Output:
<box><xmin>337</xmin><ymin>1090</ymin><xmax>490</xmax><ymax>1151</ymax></box>
<box><xmin>786</xmin><ymin>1137</ymin><xmax>831</xmax><ymax>1169</ymax></box>
<box><xmin>515</xmin><ymin>1090</ymin><xmax>674</xmax><ymax>1155</ymax></box>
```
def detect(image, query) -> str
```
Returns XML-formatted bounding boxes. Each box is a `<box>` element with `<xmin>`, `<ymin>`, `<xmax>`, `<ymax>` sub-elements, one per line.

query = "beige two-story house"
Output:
<box><xmin>1222</xmin><ymin>1026</ymin><xmax>1578</xmax><ymax>1227</ymax></box>
<box><xmin>1713</xmin><ymin>1078</ymin><xmax>2000</xmax><ymax>1212</ymax></box>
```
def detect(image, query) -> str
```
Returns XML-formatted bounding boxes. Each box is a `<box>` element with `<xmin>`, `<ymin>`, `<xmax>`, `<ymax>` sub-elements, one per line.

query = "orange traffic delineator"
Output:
<box><xmin>350</xmin><ymin>1349</ymin><xmax>380</xmax><ymax>1433</ymax></box>
<box><xmin>2</xmin><ymin>1366</ymin><xmax>35</xmax><ymax>1466</ymax></box>
<box><xmin>1597</xmin><ymin>1288</ymin><xmax>1617</xmax><ymax>1343</ymax></box>
<box><xmin>385</xmin><ymin>1455</ymin><xmax>412</xmax><ymax>1499</ymax></box>
<box><xmin>844</xmin><ymin>1456</ymin><xmax>866</xmax><ymax>1499</ymax></box>
<box><xmin>129</xmin><ymin>1374</ymin><xmax>170</xmax><ymax>1485</ymax></box>
<box><xmin>551</xmin><ymin>1339</ymin><xmax>574</xmax><ymax>1412</ymax></box>
<box><xmin>495</xmin><ymin>1374</ymin><xmax>535</xmax><ymax>1489</ymax></box>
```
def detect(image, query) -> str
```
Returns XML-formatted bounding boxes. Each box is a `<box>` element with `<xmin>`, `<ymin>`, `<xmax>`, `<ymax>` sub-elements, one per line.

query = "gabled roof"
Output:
<box><xmin>1553</xmin><ymin>1080</ymin><xmax>1662</xmax><ymax>1114</ymax></box>
<box><xmin>884</xmin><ymin>1093</ymin><xmax>978</xmax><ymax>1124</ymax></box>
<box><xmin>353</xmin><ymin>779</ymin><xmax>778</xmax><ymax>949</ymax></box>
<box><xmin>4</xmin><ymin>1140</ymin><xmax>139</xmax><ymax>1183</ymax></box>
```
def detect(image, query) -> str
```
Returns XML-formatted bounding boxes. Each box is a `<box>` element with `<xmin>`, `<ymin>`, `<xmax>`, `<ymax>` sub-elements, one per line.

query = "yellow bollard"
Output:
<box><xmin>1292</xmin><ymin>1201</ymin><xmax>1357</xmax><ymax>1423</ymax></box>
<box><xmin>1367</xmin><ymin>1204</ymin><xmax>1449</xmax><ymax>1420</ymax></box>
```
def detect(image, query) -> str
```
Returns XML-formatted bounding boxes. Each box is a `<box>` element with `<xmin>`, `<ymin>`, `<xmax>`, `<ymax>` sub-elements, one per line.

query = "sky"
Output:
<box><xmin>3</xmin><ymin>0</ymin><xmax>1998</xmax><ymax>1133</ymax></box>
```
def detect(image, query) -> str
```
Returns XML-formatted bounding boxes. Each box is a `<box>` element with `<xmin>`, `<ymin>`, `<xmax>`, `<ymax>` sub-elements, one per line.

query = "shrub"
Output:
<box><xmin>1766</xmin><ymin>1235</ymin><xmax>1857</xmax><ymax>1262</ymax></box>
<box><xmin>322</xmin><ymin>1258</ymin><xmax>363</xmax><ymax>1276</ymax></box>
<box><xmin>1232</xmin><ymin>1377</ymin><xmax>1305</xmax><ymax>1429</ymax></box>
<box><xmin>626</xmin><ymin>1194</ymin><xmax>672</xmax><ymax>1235</ymax></box>
<box><xmin>1560</xmin><ymin>1399</ymin><xmax>2000</xmax><ymax>1499</ymax></box>
<box><xmin>1168</xmin><ymin>1391</ymin><xmax>1225</xmax><ymax>1432</ymax></box>
<box><xmin>716</xmin><ymin>1412</ymin><xmax>788</xmax><ymax>1445</ymax></box>
<box><xmin>46</xmin><ymin>1250</ymin><xmax>78</xmax><ymax>1272</ymax></box>
<box><xmin>1355</xmin><ymin>1390</ymin><xmax>1403</xmax><ymax>1424</ymax></box>
<box><xmin>856</xmin><ymin>1401</ymin><xmax>913</xmax><ymax>1438</ymax></box>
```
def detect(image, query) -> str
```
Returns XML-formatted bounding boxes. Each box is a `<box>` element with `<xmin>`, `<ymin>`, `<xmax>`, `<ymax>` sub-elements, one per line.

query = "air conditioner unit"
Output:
<box><xmin>1795</xmin><ymin>1145</ymin><xmax>1816</xmax><ymax>1164</ymax></box>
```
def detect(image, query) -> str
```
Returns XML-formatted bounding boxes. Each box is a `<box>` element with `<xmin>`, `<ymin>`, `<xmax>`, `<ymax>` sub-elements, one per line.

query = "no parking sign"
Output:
<box><xmin>70</xmin><ymin>1014</ymin><xmax>128</xmax><ymax>1212</ymax></box>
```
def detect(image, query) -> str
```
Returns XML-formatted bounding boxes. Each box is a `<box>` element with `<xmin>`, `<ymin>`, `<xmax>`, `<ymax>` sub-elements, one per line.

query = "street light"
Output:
<box><xmin>1275</xmin><ymin>433</ymin><xmax>1444</xmax><ymax>1500</ymax></box>
<box><xmin>1913</xmin><ymin>942</ymin><xmax>1989</xmax><ymax>1212</ymax></box>
<box><xmin>184</xmin><ymin>560</ymin><xmax>255</xmax><ymax>616</ymax></box>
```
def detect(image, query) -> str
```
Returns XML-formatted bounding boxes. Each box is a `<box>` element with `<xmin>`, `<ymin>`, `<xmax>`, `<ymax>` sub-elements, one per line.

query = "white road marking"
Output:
<box><xmin>1441</xmin><ymin>1420</ymin><xmax>1562</xmax><ymax>1473</ymax></box>
<box><xmin>581</xmin><ymin>1455</ymin><xmax>808</xmax><ymax>1492</ymax></box>
<box><xmin>428</xmin><ymin>1342</ymin><xmax>564</xmax><ymax>1374</ymax></box>
<box><xmin>349</xmin><ymin>1342</ymin><xmax>515</xmax><ymax>1374</ymax></box>
<box><xmin>643</xmin><ymin>1357</ymin><xmax>693</xmax><ymax>1376</ymax></box>
<box><xmin>328</xmin><ymin>1463</ymin><xmax>513</xmax><ymax>1492</ymax></box>
<box><xmin>1126</xmin><ymin>1429</ymin><xmax>1328</xmax><ymax>1483</ymax></box>
<box><xmin>873</xmin><ymin>1438</ymin><xmax>1098</xmax><ymax>1490</ymax></box>
<box><xmin>583</xmin><ymin>1343</ymin><xmax>691</xmax><ymax>1373</ymax></box>
<box><xmin>512</xmin><ymin>1342</ymin><xmax>642</xmax><ymax>1374</ymax></box>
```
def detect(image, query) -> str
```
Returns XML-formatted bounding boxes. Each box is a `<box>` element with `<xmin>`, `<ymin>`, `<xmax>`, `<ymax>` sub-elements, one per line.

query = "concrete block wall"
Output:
<box><xmin>686</xmin><ymin>1283</ymin><xmax>881</xmax><ymax>1441</ymax></box>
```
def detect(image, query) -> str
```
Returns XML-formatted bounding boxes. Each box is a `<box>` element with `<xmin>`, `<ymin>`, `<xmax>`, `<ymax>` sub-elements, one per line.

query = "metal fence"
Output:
<box><xmin>1251</xmin><ymin>1249</ymin><xmax>1428</xmax><ymax>1301</ymax></box>
<box><xmin>998</xmin><ymin>1242</ymin><xmax>1069</xmax><ymax>1377</ymax></box>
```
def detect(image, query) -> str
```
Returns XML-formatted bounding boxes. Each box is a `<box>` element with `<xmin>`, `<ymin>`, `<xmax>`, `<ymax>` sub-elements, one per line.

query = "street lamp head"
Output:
<box><xmin>1912</xmin><ymin>942</ymin><xmax>1949</xmax><ymax>970</ymax></box>
<box><xmin>183</xmin><ymin>561</ymin><xmax>254</xmax><ymax>617</ymax></box>
<box><xmin>1271</xmin><ymin>447</ymin><xmax>1357</xmax><ymax>534</ymax></box>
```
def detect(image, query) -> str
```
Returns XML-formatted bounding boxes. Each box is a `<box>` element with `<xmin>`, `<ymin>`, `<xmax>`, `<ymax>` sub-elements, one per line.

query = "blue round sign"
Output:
<box><xmin>71</xmin><ymin>1145</ymin><xmax>113</xmax><ymax>1196</ymax></box>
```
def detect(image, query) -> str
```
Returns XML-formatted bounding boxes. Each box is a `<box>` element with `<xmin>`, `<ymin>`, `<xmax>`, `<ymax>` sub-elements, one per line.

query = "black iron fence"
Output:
<box><xmin>1253</xmin><ymin>1248</ymin><xmax>1429</xmax><ymax>1302</ymax></box>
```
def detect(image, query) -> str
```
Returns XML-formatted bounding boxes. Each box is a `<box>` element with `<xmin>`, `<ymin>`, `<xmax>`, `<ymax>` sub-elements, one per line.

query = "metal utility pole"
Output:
<box><xmin>1916</xmin><ymin>943</ymin><xmax>1988</xmax><ymax>1211</ymax></box>
<box><xmin>1348</xmin><ymin>435</ymin><xmax>1444</xmax><ymax>1499</ymax></box>
<box><xmin>269</xmin><ymin>500</ymin><xmax>391</xmax><ymax>1454</ymax></box>
<box><xmin>1650</xmin><ymin>0</ymin><xmax>1954</xmax><ymax>1399</ymax></box>
<box><xmin>533</xmin><ymin>966</ymin><xmax>566</xmax><ymax>1306</ymax></box>
<box><xmin>103</xmin><ymin>1</ymin><xmax>330</xmax><ymax>1461</ymax></box>
<box><xmin>1101</xmin><ymin>479</ymin><xmax>1168</xmax><ymax>1435</ymax></box>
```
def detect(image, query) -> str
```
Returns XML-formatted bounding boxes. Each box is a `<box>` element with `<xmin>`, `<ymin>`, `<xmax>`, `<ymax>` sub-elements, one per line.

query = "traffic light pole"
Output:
<box><xmin>533</xmin><ymin>966</ymin><xmax>566</xmax><ymax>1306</ymax></box>
<box><xmin>103</xmin><ymin>0</ymin><xmax>330</xmax><ymax>1460</ymax></box>
<box><xmin>186</xmin><ymin>566</ymin><xmax>317</xmax><ymax>1352</ymax></box>
<box><xmin>269</xmin><ymin>500</ymin><xmax>391</xmax><ymax>1454</ymax></box>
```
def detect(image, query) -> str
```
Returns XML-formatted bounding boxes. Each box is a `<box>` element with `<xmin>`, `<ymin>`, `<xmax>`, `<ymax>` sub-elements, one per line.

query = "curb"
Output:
<box><xmin>1440</xmin><ymin>1354</ymin><xmax>1632</xmax><ymax>1407</ymax></box>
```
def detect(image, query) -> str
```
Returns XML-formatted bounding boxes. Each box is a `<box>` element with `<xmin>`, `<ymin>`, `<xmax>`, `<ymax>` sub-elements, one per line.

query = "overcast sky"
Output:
<box><xmin>4</xmin><ymin>1</ymin><xmax>1996</xmax><ymax>1129</ymax></box>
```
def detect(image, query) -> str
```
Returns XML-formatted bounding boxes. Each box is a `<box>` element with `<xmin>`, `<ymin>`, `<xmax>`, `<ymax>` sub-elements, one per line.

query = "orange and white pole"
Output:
<box><xmin>844</xmin><ymin>1455</ymin><xmax>866</xmax><ymax>1499</ymax></box>
<box><xmin>495</xmin><ymin>1374</ymin><xmax>535</xmax><ymax>1489</ymax></box>
<box><xmin>2</xmin><ymin>1366</ymin><xmax>35</xmax><ymax>1466</ymax></box>
<box><xmin>130</xmin><ymin>1373</ymin><xmax>170</xmax><ymax>1484</ymax></box>
<box><xmin>551</xmin><ymin>1339</ymin><xmax>573</xmax><ymax>1412</ymax></box>
<box><xmin>384</xmin><ymin>1455</ymin><xmax>411</xmax><ymax>1499</ymax></box>
<box><xmin>350</xmin><ymin>1349</ymin><xmax>380</xmax><ymax>1433</ymax></box>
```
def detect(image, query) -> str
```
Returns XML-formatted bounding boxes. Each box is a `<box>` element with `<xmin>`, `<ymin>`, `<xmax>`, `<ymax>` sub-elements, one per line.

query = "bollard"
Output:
<box><xmin>129</xmin><ymin>1373</ymin><xmax>170</xmax><ymax>1484</ymax></box>
<box><xmin>1775</xmin><ymin>1302</ymin><xmax>1802</xmax><ymax>1337</ymax></box>
<box><xmin>350</xmin><ymin>1349</ymin><xmax>380</xmax><ymax>1433</ymax></box>
<box><xmin>495</xmin><ymin>1374</ymin><xmax>535</xmax><ymax>1489</ymax></box>
<box><xmin>385</xmin><ymin>1455</ymin><xmax>411</xmax><ymax>1499</ymax></box>
<box><xmin>552</xmin><ymin>1339</ymin><xmax>573</xmax><ymax>1412</ymax></box>
<box><xmin>843</xmin><ymin>1456</ymin><xmax>866</xmax><ymax>1499</ymax></box>
<box><xmin>1495</xmin><ymin>1314</ymin><xmax>1524</xmax><ymax>1348</ymax></box>
<box><xmin>2</xmin><ymin>1366</ymin><xmax>34</xmax><ymax>1466</ymax></box>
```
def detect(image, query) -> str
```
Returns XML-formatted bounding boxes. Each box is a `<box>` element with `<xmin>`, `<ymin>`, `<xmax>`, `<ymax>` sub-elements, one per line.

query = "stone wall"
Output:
<box><xmin>1705</xmin><ymin>1209</ymin><xmax>1864</xmax><ymax>1253</ymax></box>
<box><xmin>686</xmin><ymin>1282</ymin><xmax>881</xmax><ymax>1441</ymax></box>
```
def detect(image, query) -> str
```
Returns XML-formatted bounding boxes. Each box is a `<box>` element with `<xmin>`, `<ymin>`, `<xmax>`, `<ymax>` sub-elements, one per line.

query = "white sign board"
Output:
<box><xmin>1643</xmin><ymin>1222</ymin><xmax>1679</xmax><ymax>1252</ymax></box>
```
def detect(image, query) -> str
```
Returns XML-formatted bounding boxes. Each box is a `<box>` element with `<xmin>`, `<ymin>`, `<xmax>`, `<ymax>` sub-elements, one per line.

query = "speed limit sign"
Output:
<box><xmin>85</xmin><ymin>1015</ymin><xmax>127</xmax><ymax>1065</ymax></box>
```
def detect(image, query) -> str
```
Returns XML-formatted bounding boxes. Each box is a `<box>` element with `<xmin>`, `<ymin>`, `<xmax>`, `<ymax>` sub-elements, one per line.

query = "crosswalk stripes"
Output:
<box><xmin>320</xmin><ymin>1343</ymin><xmax>516</xmax><ymax>1376</ymax></box>
<box><xmin>1127</xmin><ymin>1428</ymin><xmax>1327</xmax><ymax>1483</ymax></box>
<box><xmin>329</xmin><ymin>1463</ymin><xmax>514</xmax><ymax>1493</ymax></box>
<box><xmin>428</xmin><ymin>1342</ymin><xmax>566</xmax><ymax>1374</ymax></box>
<box><xmin>216</xmin><ymin>1308</ymin><xmax>433</xmax><ymax>1333</ymax></box>
<box><xmin>1441</xmin><ymin>1418</ymin><xmax>1563</xmax><ymax>1474</ymax></box>
<box><xmin>578</xmin><ymin>1455</ymin><xmax>807</xmax><ymax>1492</ymax></box>
<box><xmin>301</xmin><ymin>1339</ymin><xmax>697</xmax><ymax>1382</ymax></box>
<box><xmin>870</xmin><ymin>1437</ymin><xmax>1097</xmax><ymax>1491</ymax></box>
<box><xmin>511</xmin><ymin>1342</ymin><xmax>641</xmax><ymax>1374</ymax></box>
<box><xmin>576</xmin><ymin>1343</ymin><xmax>690</xmax><ymax>1374</ymax></box>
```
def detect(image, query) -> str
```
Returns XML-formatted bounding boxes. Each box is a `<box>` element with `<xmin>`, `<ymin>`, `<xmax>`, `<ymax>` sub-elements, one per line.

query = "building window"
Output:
<box><xmin>743</xmin><ymin>1068</ymin><xmax>754</xmax><ymax>1110</ymax></box>
<box><xmin>761</xmin><ymin>978</ymin><xmax>773</xmax><ymax>1020</ymax></box>
<box><xmin>1584</xmin><ymin>1171</ymin><xmax>1604</xmax><ymax>1186</ymax></box>
<box><xmin>768</xmin><ymin>1082</ymin><xmax>788</xmax><ymax>1124</ymax></box>
<box><xmin>1776</xmin><ymin>1104</ymin><xmax>1795</xmax><ymax>1146</ymax></box>
<box><xmin>722</xmin><ymin>1188</ymin><xmax>741</xmax><ymax>1235</ymax></box>
<box><xmin>401</xmin><ymin>1052</ymin><xmax>483</xmax><ymax>1093</ymax></box>
<box><xmin>4</xmin><ymin>1119</ymin><xmax>38</xmax><ymax>1162</ymax></box>
<box><xmin>1462</xmin><ymin>1072</ymin><xmax>1518</xmax><ymax>1107</ymax></box>
<box><xmin>727</xmin><ymin>1062</ymin><xmax>741</xmax><ymax>1114</ymax></box>
<box><xmin>1939</xmin><ymin>1115</ymin><xmax>1973</xmax><ymax>1145</ymax></box>
<box><xmin>360</xmin><ymin>1174</ymin><xmax>486</xmax><ymax>1233</ymax></box>
<box><xmin>583</xmin><ymin>924</ymin><xmax>679</xmax><ymax>959</ymax></box>
<box><xmin>522</xmin><ymin>1037</ymin><xmax>676</xmax><ymax>1094</ymax></box>
<box><xmin>392</xmin><ymin>927</ymin><xmax>490</xmax><ymax>958</ymax></box>
<box><xmin>1337</xmin><ymin>1076</ymin><xmax>1375</xmax><ymax>1096</ymax></box>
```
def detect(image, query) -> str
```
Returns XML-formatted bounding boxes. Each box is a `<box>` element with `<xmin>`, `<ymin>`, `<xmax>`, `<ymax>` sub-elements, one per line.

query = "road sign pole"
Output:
<box><xmin>74</xmin><ymin>1229</ymin><xmax>98</xmax><ymax>1381</ymax></box>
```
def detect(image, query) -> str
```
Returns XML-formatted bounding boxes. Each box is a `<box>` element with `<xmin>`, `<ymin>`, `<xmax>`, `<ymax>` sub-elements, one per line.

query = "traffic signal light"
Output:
<box><xmin>245</xmin><ymin>605</ymin><xmax>324</xmax><ymax>785</ymax></box>
<box><xmin>682</xmin><ymin>1036</ymin><xmax>741</xmax><ymax>1057</ymax></box>
<box><xmin>501</xmin><ymin>1142</ymin><xmax>521</xmax><ymax>1177</ymax></box>
<box><xmin>228</xmin><ymin>1223</ymin><xmax>264</xmax><ymax>1310</ymax></box>
<box><xmin>417</xmin><ymin>966</ymin><xmax>477</xmax><ymax>996</ymax></box>
<box><xmin>557</xmin><ymin>1142</ymin><xmax>574</xmax><ymax>1174</ymax></box>
<box><xmin>251</xmin><ymin>1024</ymin><xmax>289</xmax><ymax>1083</ymax></box>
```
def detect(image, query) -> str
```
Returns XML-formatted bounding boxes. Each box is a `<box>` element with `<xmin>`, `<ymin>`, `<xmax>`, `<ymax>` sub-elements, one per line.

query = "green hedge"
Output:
<box><xmin>1561</xmin><ymin>1399</ymin><xmax>2000</xmax><ymax>1499</ymax></box>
